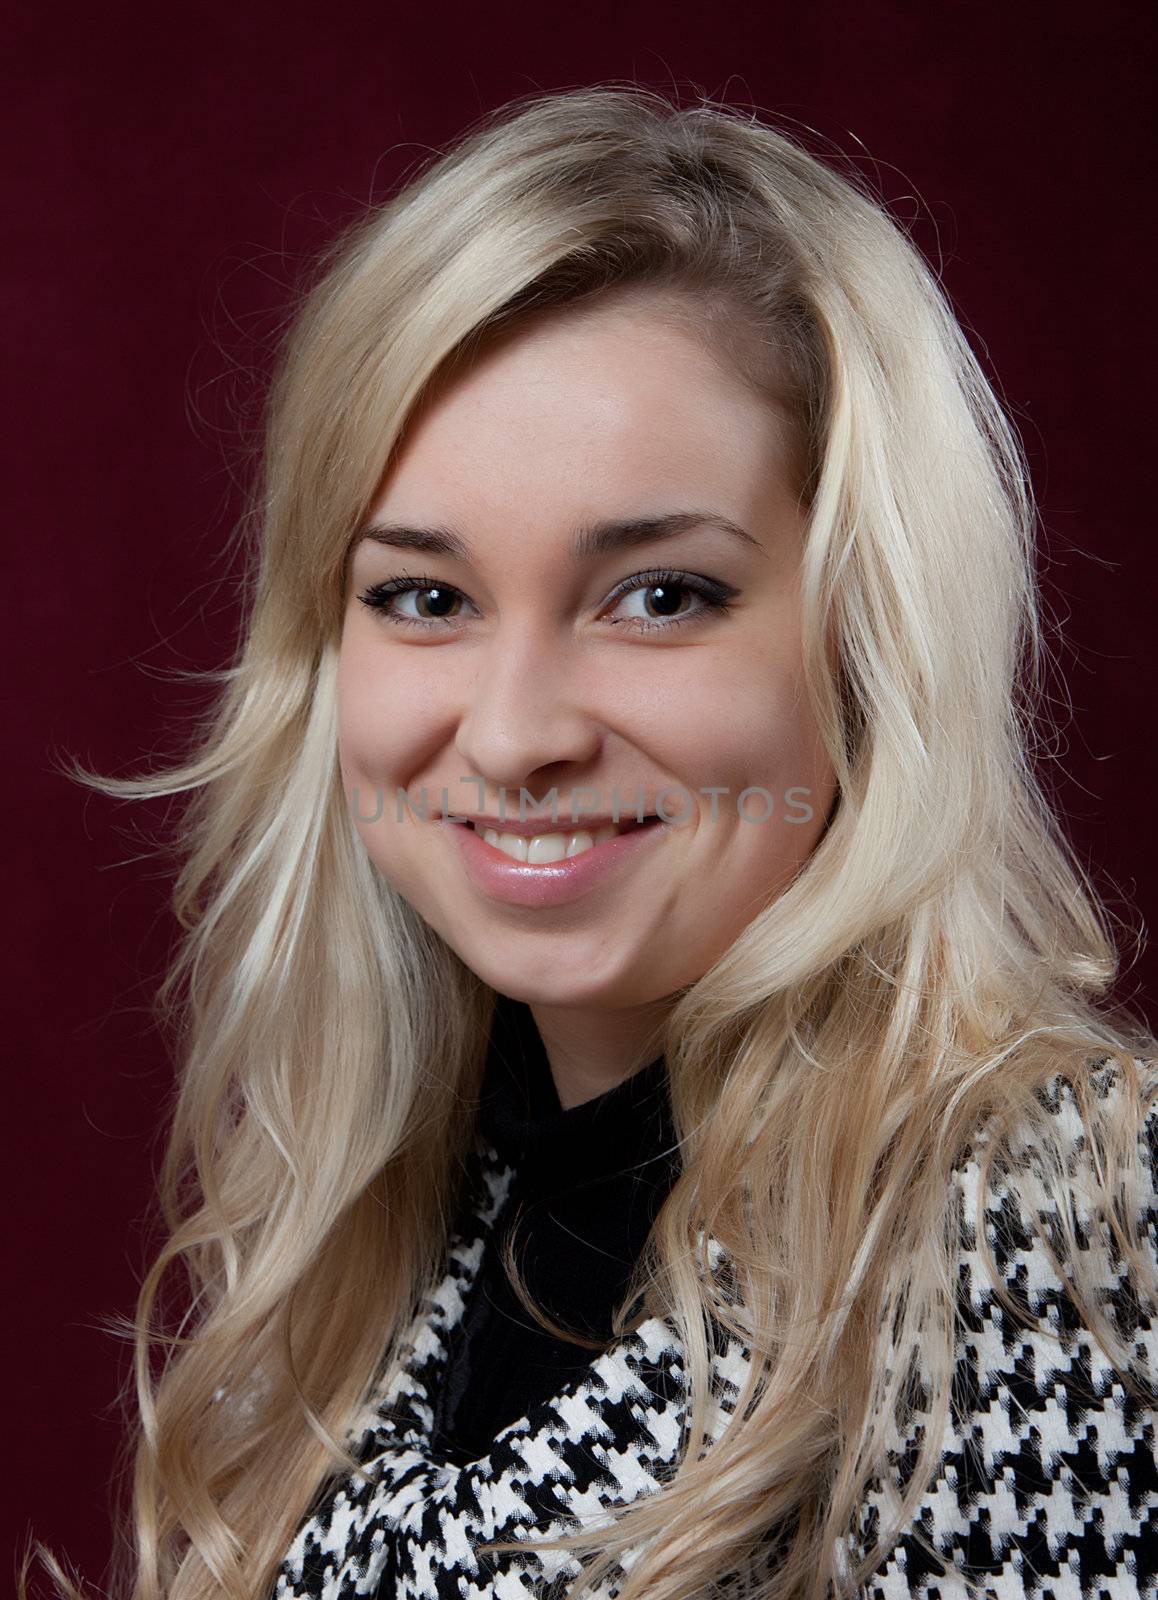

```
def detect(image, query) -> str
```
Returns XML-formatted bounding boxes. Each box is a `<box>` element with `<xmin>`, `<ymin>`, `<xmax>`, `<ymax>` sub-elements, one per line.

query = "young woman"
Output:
<box><xmin>42</xmin><ymin>84</ymin><xmax>1157</xmax><ymax>1600</ymax></box>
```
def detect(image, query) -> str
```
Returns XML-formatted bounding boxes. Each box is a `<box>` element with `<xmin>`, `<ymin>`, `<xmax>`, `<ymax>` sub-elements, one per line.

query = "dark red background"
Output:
<box><xmin>7</xmin><ymin>2</ymin><xmax>1156</xmax><ymax>1588</ymax></box>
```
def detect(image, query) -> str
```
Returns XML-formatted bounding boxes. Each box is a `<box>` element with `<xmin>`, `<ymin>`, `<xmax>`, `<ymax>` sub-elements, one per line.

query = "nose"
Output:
<box><xmin>453</xmin><ymin>620</ymin><xmax>602</xmax><ymax>793</ymax></box>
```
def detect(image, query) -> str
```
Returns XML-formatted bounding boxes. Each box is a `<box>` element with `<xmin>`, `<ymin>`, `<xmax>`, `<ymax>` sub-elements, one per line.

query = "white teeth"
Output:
<box><xmin>479</xmin><ymin>823</ymin><xmax>624</xmax><ymax>863</ymax></box>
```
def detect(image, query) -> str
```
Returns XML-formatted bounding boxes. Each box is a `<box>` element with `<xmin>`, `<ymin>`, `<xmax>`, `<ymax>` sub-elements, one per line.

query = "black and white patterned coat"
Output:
<box><xmin>272</xmin><ymin>1058</ymin><xmax>1158</xmax><ymax>1599</ymax></box>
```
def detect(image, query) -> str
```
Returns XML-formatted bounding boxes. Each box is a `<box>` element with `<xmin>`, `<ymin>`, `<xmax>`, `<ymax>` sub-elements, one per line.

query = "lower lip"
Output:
<box><xmin>442</xmin><ymin>818</ymin><xmax>669</xmax><ymax>907</ymax></box>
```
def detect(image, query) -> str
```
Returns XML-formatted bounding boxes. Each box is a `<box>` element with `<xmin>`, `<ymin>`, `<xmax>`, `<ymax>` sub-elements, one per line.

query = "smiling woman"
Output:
<box><xmin>336</xmin><ymin>289</ymin><xmax>836</xmax><ymax>1052</ymax></box>
<box><xmin>41</xmin><ymin>83</ymin><xmax>1158</xmax><ymax>1600</ymax></box>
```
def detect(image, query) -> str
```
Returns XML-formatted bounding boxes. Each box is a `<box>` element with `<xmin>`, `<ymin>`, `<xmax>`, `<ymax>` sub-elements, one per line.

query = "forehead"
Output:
<box><xmin>371</xmin><ymin>293</ymin><xmax>798</xmax><ymax>527</ymax></box>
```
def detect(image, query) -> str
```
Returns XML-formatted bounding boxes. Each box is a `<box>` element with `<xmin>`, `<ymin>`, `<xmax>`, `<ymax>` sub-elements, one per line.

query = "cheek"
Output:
<box><xmin>336</xmin><ymin>631</ymin><xmax>430</xmax><ymax>773</ymax></box>
<box><xmin>652</xmin><ymin>643</ymin><xmax>822</xmax><ymax>798</ymax></box>
<box><xmin>334</xmin><ymin>637</ymin><xmax>422</xmax><ymax>830</ymax></box>
<box><xmin>336</xmin><ymin>646</ymin><xmax>381</xmax><ymax>783</ymax></box>
<box><xmin>336</xmin><ymin>658</ymin><xmax>413</xmax><ymax>884</ymax></box>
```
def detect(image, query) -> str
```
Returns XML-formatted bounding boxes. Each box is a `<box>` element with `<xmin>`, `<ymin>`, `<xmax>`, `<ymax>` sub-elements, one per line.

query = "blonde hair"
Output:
<box><xmin>32</xmin><ymin>81</ymin><xmax>1158</xmax><ymax>1600</ymax></box>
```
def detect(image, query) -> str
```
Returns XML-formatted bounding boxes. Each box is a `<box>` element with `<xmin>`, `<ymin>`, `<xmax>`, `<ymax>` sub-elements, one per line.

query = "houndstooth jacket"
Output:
<box><xmin>272</xmin><ymin>1057</ymin><xmax>1158</xmax><ymax>1599</ymax></box>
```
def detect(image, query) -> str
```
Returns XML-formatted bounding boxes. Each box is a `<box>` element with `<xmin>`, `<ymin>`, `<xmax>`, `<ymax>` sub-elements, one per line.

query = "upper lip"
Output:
<box><xmin>448</xmin><ymin>811</ymin><xmax>657</xmax><ymax>836</ymax></box>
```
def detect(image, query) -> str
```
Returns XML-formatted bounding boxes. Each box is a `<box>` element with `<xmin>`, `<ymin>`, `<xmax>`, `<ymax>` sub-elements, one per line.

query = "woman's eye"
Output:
<box><xmin>357</xmin><ymin>576</ymin><xmax>474</xmax><ymax>628</ymax></box>
<box><xmin>355</xmin><ymin>568</ymin><xmax>738</xmax><ymax>634</ymax></box>
<box><xmin>604</xmin><ymin>571</ymin><xmax>736</xmax><ymax>632</ymax></box>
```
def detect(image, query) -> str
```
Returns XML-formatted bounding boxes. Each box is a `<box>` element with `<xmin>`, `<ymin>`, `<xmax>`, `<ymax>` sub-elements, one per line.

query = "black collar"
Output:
<box><xmin>476</xmin><ymin>994</ymin><xmax>677</xmax><ymax>1198</ymax></box>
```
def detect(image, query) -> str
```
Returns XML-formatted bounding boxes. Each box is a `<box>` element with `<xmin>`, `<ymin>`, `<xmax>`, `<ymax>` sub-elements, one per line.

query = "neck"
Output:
<box><xmin>527</xmin><ymin>997</ymin><xmax>674</xmax><ymax>1110</ymax></box>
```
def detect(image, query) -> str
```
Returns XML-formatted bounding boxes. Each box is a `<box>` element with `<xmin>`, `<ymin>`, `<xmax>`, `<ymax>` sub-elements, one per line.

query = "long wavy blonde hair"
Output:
<box><xmin>33</xmin><ymin>82</ymin><xmax>1158</xmax><ymax>1600</ymax></box>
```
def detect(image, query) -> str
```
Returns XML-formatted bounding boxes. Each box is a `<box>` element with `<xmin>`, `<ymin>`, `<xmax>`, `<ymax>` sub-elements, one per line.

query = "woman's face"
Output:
<box><xmin>338</xmin><ymin>290</ymin><xmax>837</xmax><ymax>1012</ymax></box>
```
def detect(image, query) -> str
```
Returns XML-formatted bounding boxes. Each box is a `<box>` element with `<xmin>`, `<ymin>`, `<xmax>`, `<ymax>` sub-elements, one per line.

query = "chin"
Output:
<box><xmin>455</xmin><ymin>943</ymin><xmax>649</xmax><ymax>1011</ymax></box>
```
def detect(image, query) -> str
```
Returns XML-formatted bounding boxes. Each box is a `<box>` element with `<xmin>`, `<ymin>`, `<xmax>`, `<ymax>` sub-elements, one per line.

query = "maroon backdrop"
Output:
<box><xmin>7</xmin><ymin>1</ymin><xmax>1155</xmax><ymax>1587</ymax></box>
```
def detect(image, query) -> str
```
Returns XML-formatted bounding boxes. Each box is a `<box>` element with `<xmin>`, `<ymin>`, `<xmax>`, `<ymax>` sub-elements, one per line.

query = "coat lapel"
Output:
<box><xmin>272</xmin><ymin>1140</ymin><xmax>752</xmax><ymax>1599</ymax></box>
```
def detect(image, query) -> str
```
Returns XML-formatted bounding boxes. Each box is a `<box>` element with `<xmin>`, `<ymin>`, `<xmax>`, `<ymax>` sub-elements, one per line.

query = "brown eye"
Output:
<box><xmin>642</xmin><ymin>582</ymin><xmax>693</xmax><ymax>618</ymax></box>
<box><xmin>357</xmin><ymin>578</ymin><xmax>473</xmax><ymax>628</ymax></box>
<box><xmin>410</xmin><ymin>586</ymin><xmax>461</xmax><ymax>619</ymax></box>
<box><xmin>604</xmin><ymin>568</ymin><xmax>738</xmax><ymax>634</ymax></box>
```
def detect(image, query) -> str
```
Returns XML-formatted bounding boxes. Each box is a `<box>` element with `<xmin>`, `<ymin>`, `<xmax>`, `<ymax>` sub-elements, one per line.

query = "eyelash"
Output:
<box><xmin>355</xmin><ymin>567</ymin><xmax>738</xmax><ymax>635</ymax></box>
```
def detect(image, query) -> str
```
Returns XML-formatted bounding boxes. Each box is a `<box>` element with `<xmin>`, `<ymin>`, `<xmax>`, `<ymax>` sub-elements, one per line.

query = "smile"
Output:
<box><xmin>468</xmin><ymin>816</ymin><xmax>652</xmax><ymax>863</ymax></box>
<box><xmin>443</xmin><ymin>815</ymin><xmax>668</xmax><ymax>908</ymax></box>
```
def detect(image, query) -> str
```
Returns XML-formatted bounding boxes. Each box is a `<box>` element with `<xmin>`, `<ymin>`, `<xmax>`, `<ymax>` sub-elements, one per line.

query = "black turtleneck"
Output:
<box><xmin>428</xmin><ymin>994</ymin><xmax>681</xmax><ymax>1466</ymax></box>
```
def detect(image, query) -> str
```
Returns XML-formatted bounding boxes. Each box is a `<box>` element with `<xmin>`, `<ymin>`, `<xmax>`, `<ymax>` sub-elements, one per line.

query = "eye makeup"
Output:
<box><xmin>356</xmin><ymin>566</ymin><xmax>741</xmax><ymax>636</ymax></box>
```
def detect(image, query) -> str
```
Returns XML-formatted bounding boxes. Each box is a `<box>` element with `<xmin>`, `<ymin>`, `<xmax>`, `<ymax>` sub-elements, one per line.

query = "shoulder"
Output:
<box><xmin>949</xmin><ymin>1052</ymin><xmax>1158</xmax><ymax>1271</ymax></box>
<box><xmin>847</xmin><ymin>1053</ymin><xmax>1158</xmax><ymax>1599</ymax></box>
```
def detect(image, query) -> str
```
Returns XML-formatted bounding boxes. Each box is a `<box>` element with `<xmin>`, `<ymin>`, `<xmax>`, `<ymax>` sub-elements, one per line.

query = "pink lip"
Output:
<box><xmin>442</xmin><ymin>817</ymin><xmax>669</xmax><ymax>907</ymax></box>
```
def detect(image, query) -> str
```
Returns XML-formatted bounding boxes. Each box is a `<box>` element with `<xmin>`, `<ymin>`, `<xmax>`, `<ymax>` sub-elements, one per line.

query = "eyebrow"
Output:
<box><xmin>354</xmin><ymin>510</ymin><xmax>766</xmax><ymax>562</ymax></box>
